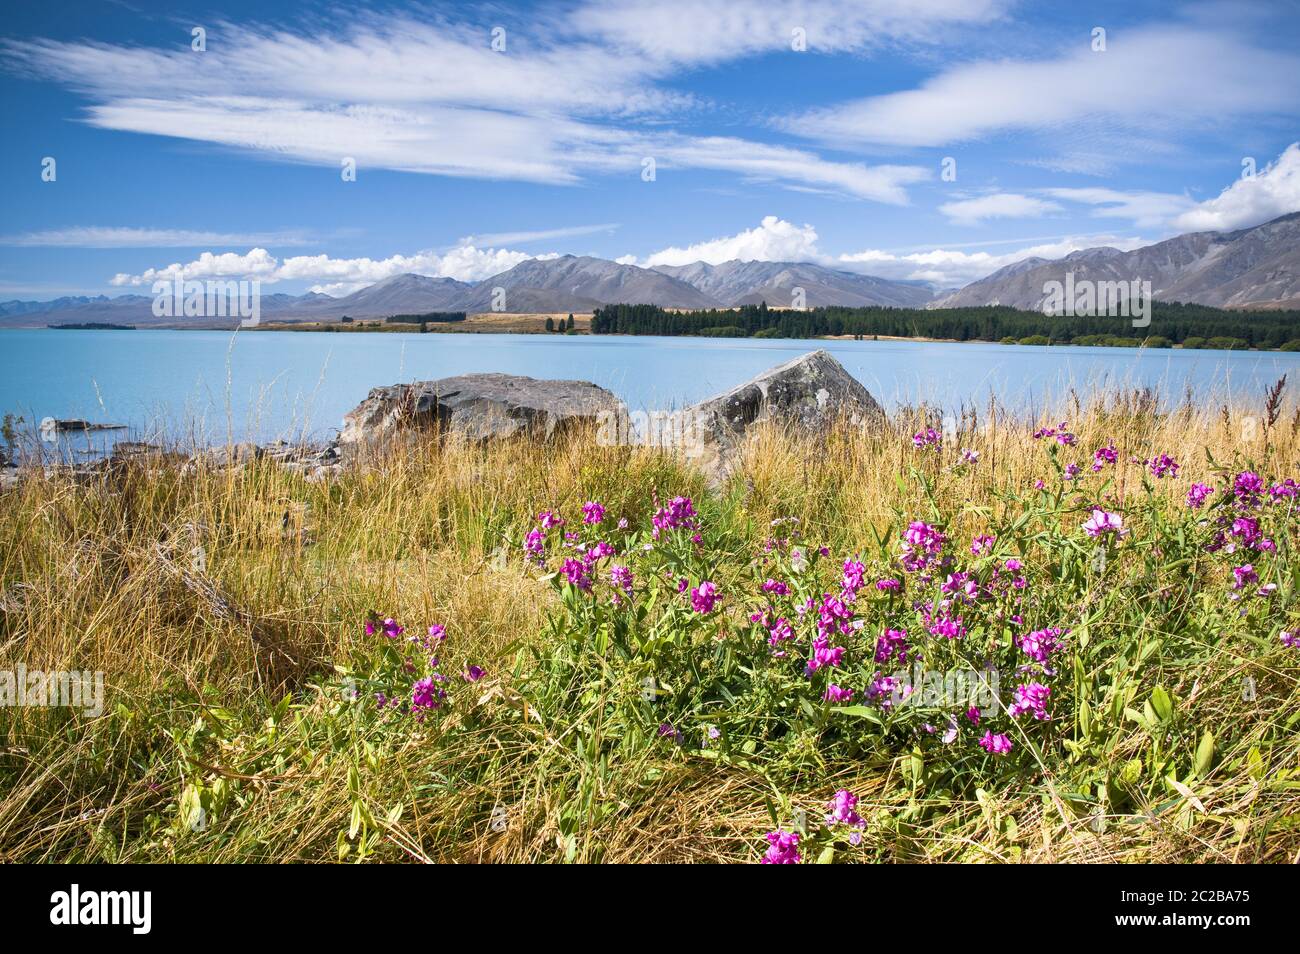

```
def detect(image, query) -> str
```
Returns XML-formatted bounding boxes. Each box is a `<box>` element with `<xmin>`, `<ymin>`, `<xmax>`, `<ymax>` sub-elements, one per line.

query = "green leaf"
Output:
<box><xmin>1150</xmin><ymin>686</ymin><xmax>1173</xmax><ymax>723</ymax></box>
<box><xmin>830</xmin><ymin>705</ymin><xmax>882</xmax><ymax>724</ymax></box>
<box><xmin>1193</xmin><ymin>731</ymin><xmax>1215</xmax><ymax>777</ymax></box>
<box><xmin>816</xmin><ymin>846</ymin><xmax>836</xmax><ymax>864</ymax></box>
<box><xmin>1142</xmin><ymin>701</ymin><xmax>1158</xmax><ymax>728</ymax></box>
<box><xmin>1246</xmin><ymin>746</ymin><xmax>1264</xmax><ymax>780</ymax></box>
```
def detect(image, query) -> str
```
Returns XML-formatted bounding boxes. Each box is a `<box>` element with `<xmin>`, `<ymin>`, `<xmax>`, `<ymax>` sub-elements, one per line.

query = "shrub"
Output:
<box><xmin>1205</xmin><ymin>336</ymin><xmax>1249</xmax><ymax>351</ymax></box>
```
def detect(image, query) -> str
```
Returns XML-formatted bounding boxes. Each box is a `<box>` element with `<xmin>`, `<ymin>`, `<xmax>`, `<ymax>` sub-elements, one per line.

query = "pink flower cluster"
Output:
<box><xmin>1008</xmin><ymin>682</ymin><xmax>1051</xmax><ymax>720</ymax></box>
<box><xmin>1034</xmin><ymin>422</ymin><xmax>1076</xmax><ymax>446</ymax></box>
<box><xmin>691</xmin><ymin>580</ymin><xmax>720</xmax><ymax>614</ymax></box>
<box><xmin>979</xmin><ymin>731</ymin><xmax>1012</xmax><ymax>756</ymax></box>
<box><xmin>912</xmin><ymin>427</ymin><xmax>942</xmax><ymax>450</ymax></box>
<box><xmin>1018</xmin><ymin>626</ymin><xmax>1066</xmax><ymax>667</ymax></box>
<box><xmin>1148</xmin><ymin>454</ymin><xmax>1179</xmax><ymax>479</ymax></box>
<box><xmin>761</xmin><ymin>829</ymin><xmax>801</xmax><ymax>864</ymax></box>
<box><xmin>652</xmin><ymin>495</ymin><xmax>697</xmax><ymax>540</ymax></box>
<box><xmin>825</xmin><ymin>789</ymin><xmax>865</xmax><ymax>834</ymax></box>
<box><xmin>365</xmin><ymin>616</ymin><xmax>404</xmax><ymax>639</ymax></box>
<box><xmin>1082</xmin><ymin>509</ymin><xmax>1123</xmax><ymax>538</ymax></box>
<box><xmin>901</xmin><ymin>520</ymin><xmax>947</xmax><ymax>574</ymax></box>
<box><xmin>1092</xmin><ymin>442</ymin><xmax>1117</xmax><ymax>471</ymax></box>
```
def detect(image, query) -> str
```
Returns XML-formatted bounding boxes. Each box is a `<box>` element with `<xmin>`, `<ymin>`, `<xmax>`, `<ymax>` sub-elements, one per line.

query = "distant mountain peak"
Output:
<box><xmin>930</xmin><ymin>212</ymin><xmax>1300</xmax><ymax>311</ymax></box>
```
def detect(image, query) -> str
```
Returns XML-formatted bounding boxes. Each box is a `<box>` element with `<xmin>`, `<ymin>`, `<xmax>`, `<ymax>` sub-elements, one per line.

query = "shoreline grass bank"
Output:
<box><xmin>2</xmin><ymin>388</ymin><xmax>1298</xmax><ymax>863</ymax></box>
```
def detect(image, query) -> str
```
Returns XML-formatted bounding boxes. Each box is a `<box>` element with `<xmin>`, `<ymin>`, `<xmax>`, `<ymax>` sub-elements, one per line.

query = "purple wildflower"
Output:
<box><xmin>690</xmin><ymin>580</ymin><xmax>719</xmax><ymax>614</ymax></box>
<box><xmin>978</xmin><ymin>732</ymin><xmax>1012</xmax><ymax>755</ymax></box>
<box><xmin>761</xmin><ymin>830</ymin><xmax>801</xmax><ymax>864</ymax></box>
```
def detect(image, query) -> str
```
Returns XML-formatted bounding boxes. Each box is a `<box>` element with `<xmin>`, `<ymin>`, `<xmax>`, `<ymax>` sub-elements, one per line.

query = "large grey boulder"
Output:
<box><xmin>684</xmin><ymin>350</ymin><xmax>884</xmax><ymax>478</ymax></box>
<box><xmin>337</xmin><ymin>372</ymin><xmax>623</xmax><ymax>452</ymax></box>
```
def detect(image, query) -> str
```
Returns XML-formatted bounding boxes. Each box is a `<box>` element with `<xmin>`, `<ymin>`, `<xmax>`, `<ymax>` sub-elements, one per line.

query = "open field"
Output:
<box><xmin>1</xmin><ymin>386</ymin><xmax>1298</xmax><ymax>863</ymax></box>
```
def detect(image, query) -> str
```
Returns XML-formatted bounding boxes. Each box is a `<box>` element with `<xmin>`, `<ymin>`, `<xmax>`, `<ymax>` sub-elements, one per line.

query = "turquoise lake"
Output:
<box><xmin>3</xmin><ymin>329</ymin><xmax>1299</xmax><ymax>453</ymax></box>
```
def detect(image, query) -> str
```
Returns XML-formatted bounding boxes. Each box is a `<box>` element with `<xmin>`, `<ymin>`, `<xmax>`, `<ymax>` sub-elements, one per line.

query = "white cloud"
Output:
<box><xmin>939</xmin><ymin>193</ymin><xmax>1062</xmax><ymax>225</ymax></box>
<box><xmin>1173</xmin><ymin>142</ymin><xmax>1300</xmax><ymax>232</ymax></box>
<box><xmin>0</xmin><ymin>226</ymin><xmax>319</xmax><ymax>248</ymax></box>
<box><xmin>460</xmin><ymin>223</ymin><xmax>620</xmax><ymax>246</ymax></box>
<box><xmin>572</xmin><ymin>0</ymin><xmax>1008</xmax><ymax>63</ymax></box>
<box><xmin>789</xmin><ymin>26</ymin><xmax>1300</xmax><ymax>148</ymax></box>
<box><xmin>110</xmin><ymin>248</ymin><xmax>282</xmax><ymax>286</ymax></box>
<box><xmin>628</xmin><ymin>214</ymin><xmax>1153</xmax><ymax>288</ymax></box>
<box><xmin>651</xmin><ymin>136</ymin><xmax>926</xmax><ymax>203</ymax></box>
<box><xmin>2</xmin><ymin>14</ymin><xmax>926</xmax><ymax>202</ymax></box>
<box><xmin>639</xmin><ymin>216</ymin><xmax>821</xmax><ymax>267</ymax></box>
<box><xmin>836</xmin><ymin>234</ymin><xmax>1152</xmax><ymax>287</ymax></box>
<box><xmin>1039</xmin><ymin>188</ymin><xmax>1196</xmax><ymax>229</ymax></box>
<box><xmin>103</xmin><ymin>215</ymin><xmax>1172</xmax><ymax>297</ymax></box>
<box><xmin>109</xmin><ymin>244</ymin><xmax>553</xmax><ymax>290</ymax></box>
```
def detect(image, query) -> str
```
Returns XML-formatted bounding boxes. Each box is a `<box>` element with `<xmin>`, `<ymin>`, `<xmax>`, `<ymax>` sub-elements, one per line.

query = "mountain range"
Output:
<box><xmin>929</xmin><ymin>212</ymin><xmax>1300</xmax><ymax>311</ymax></box>
<box><xmin>3</xmin><ymin>213</ymin><xmax>1298</xmax><ymax>327</ymax></box>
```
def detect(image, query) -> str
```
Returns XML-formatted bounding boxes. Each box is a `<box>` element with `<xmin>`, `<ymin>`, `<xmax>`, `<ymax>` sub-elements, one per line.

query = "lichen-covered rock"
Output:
<box><xmin>337</xmin><ymin>372</ymin><xmax>623</xmax><ymax>452</ymax></box>
<box><xmin>684</xmin><ymin>350</ymin><xmax>884</xmax><ymax>479</ymax></box>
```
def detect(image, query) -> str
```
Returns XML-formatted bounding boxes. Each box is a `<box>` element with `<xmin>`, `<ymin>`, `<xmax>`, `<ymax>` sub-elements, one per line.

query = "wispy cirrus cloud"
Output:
<box><xmin>572</xmin><ymin>0</ymin><xmax>1009</xmax><ymax>63</ymax></box>
<box><xmin>0</xmin><ymin>226</ymin><xmax>320</xmax><ymax>248</ymax></box>
<box><xmin>939</xmin><ymin>193</ymin><xmax>1063</xmax><ymax>226</ymax></box>
<box><xmin>0</xmin><ymin>7</ymin><xmax>964</xmax><ymax>202</ymax></box>
<box><xmin>785</xmin><ymin>24</ymin><xmax>1300</xmax><ymax>151</ymax></box>
<box><xmin>460</xmin><ymin>223</ymin><xmax>620</xmax><ymax>246</ymax></box>
<box><xmin>1038</xmin><ymin>188</ymin><xmax>1196</xmax><ymax>229</ymax></box>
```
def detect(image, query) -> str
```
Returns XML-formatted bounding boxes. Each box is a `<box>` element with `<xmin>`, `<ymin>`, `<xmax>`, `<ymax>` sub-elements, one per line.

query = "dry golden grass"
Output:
<box><xmin>1</xmin><ymin>383</ymin><xmax>1297</xmax><ymax>862</ymax></box>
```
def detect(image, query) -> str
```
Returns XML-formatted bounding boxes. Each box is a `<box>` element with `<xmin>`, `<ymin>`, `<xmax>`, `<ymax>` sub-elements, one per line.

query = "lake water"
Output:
<box><xmin>3</xmin><ymin>329</ymin><xmax>1299</xmax><ymax>453</ymax></box>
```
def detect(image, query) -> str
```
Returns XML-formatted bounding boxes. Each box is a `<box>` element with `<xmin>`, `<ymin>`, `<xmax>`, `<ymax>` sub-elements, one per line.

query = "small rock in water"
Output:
<box><xmin>39</xmin><ymin>417</ymin><xmax>126</xmax><ymax>439</ymax></box>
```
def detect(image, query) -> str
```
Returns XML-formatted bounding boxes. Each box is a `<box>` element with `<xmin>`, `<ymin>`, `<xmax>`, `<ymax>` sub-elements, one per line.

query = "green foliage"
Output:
<box><xmin>590</xmin><ymin>300</ymin><xmax>1300</xmax><ymax>349</ymax></box>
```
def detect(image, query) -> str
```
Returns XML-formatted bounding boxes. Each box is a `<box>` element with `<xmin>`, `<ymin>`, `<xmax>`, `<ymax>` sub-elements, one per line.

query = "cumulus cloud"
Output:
<box><xmin>939</xmin><ymin>193</ymin><xmax>1063</xmax><ymax>225</ymax></box>
<box><xmin>628</xmin><ymin>215</ymin><xmax>1154</xmax><ymax>288</ymax></box>
<box><xmin>637</xmin><ymin>216</ymin><xmax>820</xmax><ymax>267</ymax></box>
<box><xmin>1173</xmin><ymin>142</ymin><xmax>1300</xmax><ymax>232</ymax></box>
<box><xmin>109</xmin><ymin>244</ymin><xmax>552</xmax><ymax>291</ymax></box>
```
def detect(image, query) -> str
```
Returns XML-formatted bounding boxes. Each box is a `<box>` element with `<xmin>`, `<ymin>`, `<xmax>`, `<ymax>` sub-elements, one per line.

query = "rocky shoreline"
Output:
<box><xmin>0</xmin><ymin>350</ymin><xmax>883</xmax><ymax>489</ymax></box>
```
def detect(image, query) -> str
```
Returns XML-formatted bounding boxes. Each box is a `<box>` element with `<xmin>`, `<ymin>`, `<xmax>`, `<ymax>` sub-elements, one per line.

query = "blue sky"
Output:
<box><xmin>1</xmin><ymin>0</ymin><xmax>1298</xmax><ymax>299</ymax></box>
